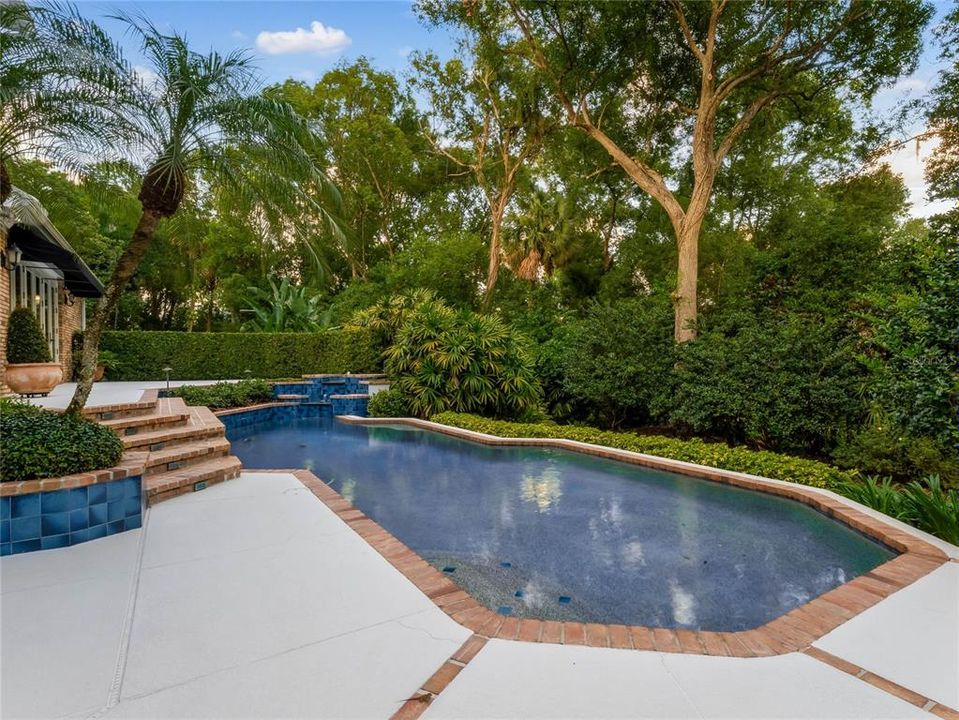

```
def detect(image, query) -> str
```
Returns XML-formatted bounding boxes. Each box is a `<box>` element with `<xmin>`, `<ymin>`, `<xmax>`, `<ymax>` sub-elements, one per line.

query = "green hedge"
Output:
<box><xmin>431</xmin><ymin>412</ymin><xmax>857</xmax><ymax>489</ymax></box>
<box><xmin>171</xmin><ymin>380</ymin><xmax>274</xmax><ymax>410</ymax></box>
<box><xmin>100</xmin><ymin>329</ymin><xmax>380</xmax><ymax>380</ymax></box>
<box><xmin>1</xmin><ymin>400</ymin><xmax>124</xmax><ymax>482</ymax></box>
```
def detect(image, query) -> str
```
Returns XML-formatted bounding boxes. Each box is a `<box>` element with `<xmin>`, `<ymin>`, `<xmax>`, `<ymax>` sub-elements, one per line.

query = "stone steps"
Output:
<box><xmin>145</xmin><ymin>455</ymin><xmax>243</xmax><ymax>504</ymax></box>
<box><xmin>100</xmin><ymin>412</ymin><xmax>191</xmax><ymax>436</ymax></box>
<box><xmin>142</xmin><ymin>437</ymin><xmax>232</xmax><ymax>477</ymax></box>
<box><xmin>90</xmin><ymin>394</ymin><xmax>244</xmax><ymax>507</ymax></box>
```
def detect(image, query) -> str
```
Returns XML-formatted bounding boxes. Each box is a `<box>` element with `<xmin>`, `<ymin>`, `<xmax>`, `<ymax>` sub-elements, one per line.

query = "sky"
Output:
<box><xmin>72</xmin><ymin>0</ymin><xmax>954</xmax><ymax>218</ymax></box>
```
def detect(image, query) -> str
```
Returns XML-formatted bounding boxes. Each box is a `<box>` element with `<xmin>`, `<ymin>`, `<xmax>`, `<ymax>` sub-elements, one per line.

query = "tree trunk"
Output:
<box><xmin>674</xmin><ymin>219</ymin><xmax>701</xmax><ymax>343</ymax></box>
<box><xmin>66</xmin><ymin>209</ymin><xmax>162</xmax><ymax>415</ymax></box>
<box><xmin>482</xmin><ymin>197</ymin><xmax>507</xmax><ymax>311</ymax></box>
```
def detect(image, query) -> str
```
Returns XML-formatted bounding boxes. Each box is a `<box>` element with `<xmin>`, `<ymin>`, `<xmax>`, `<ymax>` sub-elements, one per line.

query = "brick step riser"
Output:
<box><xmin>122</xmin><ymin>427</ymin><xmax>225</xmax><ymax>452</ymax></box>
<box><xmin>108</xmin><ymin>419</ymin><xmax>190</xmax><ymax>438</ymax></box>
<box><xmin>142</xmin><ymin>447</ymin><xmax>231</xmax><ymax>477</ymax></box>
<box><xmin>84</xmin><ymin>406</ymin><xmax>159</xmax><ymax>422</ymax></box>
<box><xmin>146</xmin><ymin>465</ymin><xmax>242</xmax><ymax>506</ymax></box>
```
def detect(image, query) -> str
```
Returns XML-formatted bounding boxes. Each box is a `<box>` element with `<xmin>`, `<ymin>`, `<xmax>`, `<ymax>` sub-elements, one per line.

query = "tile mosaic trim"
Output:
<box><xmin>1</xmin><ymin>475</ymin><xmax>143</xmax><ymax>556</ymax></box>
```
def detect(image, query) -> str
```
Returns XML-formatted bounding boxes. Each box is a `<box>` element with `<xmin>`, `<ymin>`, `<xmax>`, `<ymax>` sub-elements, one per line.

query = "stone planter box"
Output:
<box><xmin>1</xmin><ymin>461</ymin><xmax>145</xmax><ymax>556</ymax></box>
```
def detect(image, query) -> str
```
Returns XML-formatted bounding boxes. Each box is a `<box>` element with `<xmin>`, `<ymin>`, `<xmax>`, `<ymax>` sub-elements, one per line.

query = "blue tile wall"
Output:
<box><xmin>272</xmin><ymin>375</ymin><xmax>371</xmax><ymax>406</ymax></box>
<box><xmin>330</xmin><ymin>396</ymin><xmax>369</xmax><ymax>416</ymax></box>
<box><xmin>219</xmin><ymin>403</ymin><xmax>333</xmax><ymax>436</ymax></box>
<box><xmin>0</xmin><ymin>475</ymin><xmax>143</xmax><ymax>557</ymax></box>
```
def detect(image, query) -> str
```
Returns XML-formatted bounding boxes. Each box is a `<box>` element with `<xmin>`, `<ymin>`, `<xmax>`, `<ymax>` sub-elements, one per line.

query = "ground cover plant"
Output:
<box><xmin>0</xmin><ymin>399</ymin><xmax>123</xmax><ymax>482</ymax></box>
<box><xmin>170</xmin><ymin>380</ymin><xmax>274</xmax><ymax>410</ymax></box>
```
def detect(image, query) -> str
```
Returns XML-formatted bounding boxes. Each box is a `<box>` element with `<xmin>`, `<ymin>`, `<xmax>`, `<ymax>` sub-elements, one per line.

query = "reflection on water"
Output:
<box><xmin>230</xmin><ymin>417</ymin><xmax>897</xmax><ymax>630</ymax></box>
<box><xmin>520</xmin><ymin>466</ymin><xmax>563</xmax><ymax>511</ymax></box>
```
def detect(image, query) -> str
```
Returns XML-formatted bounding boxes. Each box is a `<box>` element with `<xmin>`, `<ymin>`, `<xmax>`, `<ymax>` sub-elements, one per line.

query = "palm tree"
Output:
<box><xmin>507</xmin><ymin>189</ymin><xmax>574</xmax><ymax>281</ymax></box>
<box><xmin>66</xmin><ymin>13</ymin><xmax>344</xmax><ymax>413</ymax></box>
<box><xmin>0</xmin><ymin>1</ymin><xmax>126</xmax><ymax>205</ymax></box>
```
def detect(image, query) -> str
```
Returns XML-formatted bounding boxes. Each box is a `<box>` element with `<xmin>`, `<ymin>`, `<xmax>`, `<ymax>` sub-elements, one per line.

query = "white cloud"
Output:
<box><xmin>231</xmin><ymin>30</ymin><xmax>247</xmax><ymax>41</ymax></box>
<box><xmin>882</xmin><ymin>135</ymin><xmax>952</xmax><ymax>218</ymax></box>
<box><xmin>255</xmin><ymin>21</ymin><xmax>351</xmax><ymax>56</ymax></box>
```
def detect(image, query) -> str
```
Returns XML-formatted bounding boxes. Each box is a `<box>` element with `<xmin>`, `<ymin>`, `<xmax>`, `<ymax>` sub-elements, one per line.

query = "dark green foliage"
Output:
<box><xmin>71</xmin><ymin>330</ymin><xmax>85</xmax><ymax>380</ymax></box>
<box><xmin>6</xmin><ymin>308</ymin><xmax>51</xmax><ymax>364</ymax></box>
<box><xmin>550</xmin><ymin>297</ymin><xmax>675</xmax><ymax>428</ymax></box>
<box><xmin>835</xmin><ymin>475</ymin><xmax>959</xmax><ymax>544</ymax></box>
<box><xmin>432</xmin><ymin>412</ymin><xmax>853</xmax><ymax>489</ymax></box>
<box><xmin>171</xmin><ymin>379</ymin><xmax>274</xmax><ymax>410</ymax></box>
<box><xmin>385</xmin><ymin>300</ymin><xmax>541</xmax><ymax>419</ymax></box>
<box><xmin>0</xmin><ymin>399</ymin><xmax>123</xmax><ymax>482</ymax></box>
<box><xmin>669</xmin><ymin>313</ymin><xmax>864</xmax><ymax>455</ymax></box>
<box><xmin>367</xmin><ymin>387</ymin><xmax>410</xmax><ymax>418</ymax></box>
<box><xmin>99</xmin><ymin>329</ymin><xmax>379</xmax><ymax>380</ymax></box>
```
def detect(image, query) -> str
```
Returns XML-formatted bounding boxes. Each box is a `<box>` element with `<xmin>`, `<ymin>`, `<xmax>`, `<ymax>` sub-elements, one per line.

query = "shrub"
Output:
<box><xmin>432</xmin><ymin>412</ymin><xmax>854</xmax><ymax>489</ymax></box>
<box><xmin>835</xmin><ymin>474</ymin><xmax>959</xmax><ymax>544</ymax></box>
<box><xmin>367</xmin><ymin>387</ymin><xmax>409</xmax><ymax>417</ymax></box>
<box><xmin>386</xmin><ymin>302</ymin><xmax>541</xmax><ymax>419</ymax></box>
<box><xmin>348</xmin><ymin>289</ymin><xmax>439</xmax><ymax>347</ymax></box>
<box><xmin>553</xmin><ymin>297</ymin><xmax>675</xmax><ymax>428</ymax></box>
<box><xmin>0</xmin><ymin>399</ymin><xmax>124</xmax><ymax>482</ymax></box>
<box><xmin>171</xmin><ymin>379</ymin><xmax>274</xmax><ymax>410</ymax></box>
<box><xmin>7</xmin><ymin>307</ymin><xmax>51</xmax><ymax>363</ymax></box>
<box><xmin>670</xmin><ymin>313</ymin><xmax>865</xmax><ymax>454</ymax></box>
<box><xmin>99</xmin><ymin>328</ymin><xmax>379</xmax><ymax>380</ymax></box>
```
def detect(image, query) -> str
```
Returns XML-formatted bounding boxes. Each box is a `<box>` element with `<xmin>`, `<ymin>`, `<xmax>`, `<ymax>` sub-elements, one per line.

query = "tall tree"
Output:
<box><xmin>410</xmin><ymin>31</ymin><xmax>551</xmax><ymax>308</ymax></box>
<box><xmin>926</xmin><ymin>2</ymin><xmax>959</xmax><ymax>202</ymax></box>
<box><xmin>430</xmin><ymin>0</ymin><xmax>932</xmax><ymax>340</ymax></box>
<box><xmin>66</xmin><ymin>14</ymin><xmax>342</xmax><ymax>413</ymax></box>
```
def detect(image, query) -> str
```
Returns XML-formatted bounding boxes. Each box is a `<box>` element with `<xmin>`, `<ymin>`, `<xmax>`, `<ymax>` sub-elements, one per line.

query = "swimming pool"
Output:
<box><xmin>229</xmin><ymin>415</ymin><xmax>894</xmax><ymax>631</ymax></box>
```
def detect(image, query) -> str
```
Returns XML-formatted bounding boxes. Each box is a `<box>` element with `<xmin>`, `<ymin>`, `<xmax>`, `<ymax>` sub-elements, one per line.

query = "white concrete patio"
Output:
<box><xmin>31</xmin><ymin>380</ymin><xmax>235</xmax><ymax>410</ymax></box>
<box><xmin>2</xmin><ymin>472</ymin><xmax>956</xmax><ymax>719</ymax></box>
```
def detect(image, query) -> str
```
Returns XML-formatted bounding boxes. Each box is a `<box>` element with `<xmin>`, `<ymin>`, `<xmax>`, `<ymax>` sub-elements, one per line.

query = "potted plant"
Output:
<box><xmin>94</xmin><ymin>350</ymin><xmax>120</xmax><ymax>382</ymax></box>
<box><xmin>5</xmin><ymin>307</ymin><xmax>62</xmax><ymax>396</ymax></box>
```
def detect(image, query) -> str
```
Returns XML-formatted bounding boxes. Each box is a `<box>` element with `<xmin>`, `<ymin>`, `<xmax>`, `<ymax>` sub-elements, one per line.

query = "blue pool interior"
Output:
<box><xmin>227</xmin><ymin>414</ymin><xmax>895</xmax><ymax>631</ymax></box>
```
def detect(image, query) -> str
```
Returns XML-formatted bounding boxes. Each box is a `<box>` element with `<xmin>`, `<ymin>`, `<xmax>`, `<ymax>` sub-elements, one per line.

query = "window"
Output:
<box><xmin>9</xmin><ymin>262</ymin><xmax>61</xmax><ymax>361</ymax></box>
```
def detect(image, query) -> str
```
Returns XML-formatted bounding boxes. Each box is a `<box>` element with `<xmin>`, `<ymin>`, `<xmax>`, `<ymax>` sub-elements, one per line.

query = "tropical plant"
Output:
<box><xmin>0</xmin><ymin>1</ymin><xmax>126</xmax><ymax>204</ymax></box>
<box><xmin>834</xmin><ymin>475</ymin><xmax>906</xmax><ymax>519</ymax></box>
<box><xmin>349</xmin><ymin>288</ymin><xmax>438</xmax><ymax>345</ymax></box>
<box><xmin>385</xmin><ymin>301</ymin><xmax>541</xmax><ymax>419</ymax></box>
<box><xmin>66</xmin><ymin>13</ymin><xmax>343</xmax><ymax>413</ymax></box>
<box><xmin>240</xmin><ymin>278</ymin><xmax>331</xmax><ymax>332</ymax></box>
<box><xmin>6</xmin><ymin>307</ymin><xmax>51</xmax><ymax>363</ymax></box>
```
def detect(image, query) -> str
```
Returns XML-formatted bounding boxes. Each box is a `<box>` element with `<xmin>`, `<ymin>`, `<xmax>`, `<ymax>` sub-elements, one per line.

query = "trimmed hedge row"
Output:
<box><xmin>170</xmin><ymin>380</ymin><xmax>274</xmax><ymax>410</ymax></box>
<box><xmin>431</xmin><ymin>412</ymin><xmax>857</xmax><ymax>489</ymax></box>
<box><xmin>100</xmin><ymin>329</ymin><xmax>380</xmax><ymax>380</ymax></box>
<box><xmin>1</xmin><ymin>400</ymin><xmax>124</xmax><ymax>482</ymax></box>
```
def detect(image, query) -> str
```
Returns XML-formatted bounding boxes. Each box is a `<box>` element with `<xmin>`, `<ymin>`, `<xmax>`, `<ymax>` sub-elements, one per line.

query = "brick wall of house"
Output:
<box><xmin>58</xmin><ymin>299</ymin><xmax>83</xmax><ymax>380</ymax></box>
<box><xmin>0</xmin><ymin>229</ymin><xmax>10</xmax><ymax>395</ymax></box>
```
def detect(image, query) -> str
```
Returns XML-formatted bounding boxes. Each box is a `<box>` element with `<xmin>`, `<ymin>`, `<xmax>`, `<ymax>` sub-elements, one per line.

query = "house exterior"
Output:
<box><xmin>0</xmin><ymin>188</ymin><xmax>104</xmax><ymax>394</ymax></box>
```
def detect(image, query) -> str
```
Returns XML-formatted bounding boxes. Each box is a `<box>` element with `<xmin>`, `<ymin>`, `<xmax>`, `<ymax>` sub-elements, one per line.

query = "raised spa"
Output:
<box><xmin>229</xmin><ymin>415</ymin><xmax>894</xmax><ymax>631</ymax></box>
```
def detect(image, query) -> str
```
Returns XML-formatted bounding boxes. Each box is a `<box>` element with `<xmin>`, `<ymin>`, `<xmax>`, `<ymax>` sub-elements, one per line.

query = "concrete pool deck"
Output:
<box><xmin>2</xmin><ymin>471</ymin><xmax>956</xmax><ymax>719</ymax></box>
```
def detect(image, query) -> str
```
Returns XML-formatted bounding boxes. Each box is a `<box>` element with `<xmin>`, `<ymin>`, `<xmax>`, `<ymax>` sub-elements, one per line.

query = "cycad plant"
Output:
<box><xmin>384</xmin><ymin>299</ymin><xmax>541</xmax><ymax>419</ymax></box>
<box><xmin>65</xmin><ymin>13</ymin><xmax>343</xmax><ymax>413</ymax></box>
<box><xmin>240</xmin><ymin>278</ymin><xmax>332</xmax><ymax>333</ymax></box>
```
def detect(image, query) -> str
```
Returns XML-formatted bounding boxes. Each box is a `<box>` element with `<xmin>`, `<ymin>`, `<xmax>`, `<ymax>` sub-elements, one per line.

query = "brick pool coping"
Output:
<box><xmin>327</xmin><ymin>416</ymin><xmax>950</xmax><ymax>660</ymax></box>
<box><xmin>277</xmin><ymin>462</ymin><xmax>957</xmax><ymax>719</ymax></box>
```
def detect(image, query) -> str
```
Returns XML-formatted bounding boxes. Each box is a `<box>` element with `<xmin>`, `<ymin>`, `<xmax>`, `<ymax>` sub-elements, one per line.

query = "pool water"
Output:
<box><xmin>230</xmin><ymin>416</ymin><xmax>894</xmax><ymax>631</ymax></box>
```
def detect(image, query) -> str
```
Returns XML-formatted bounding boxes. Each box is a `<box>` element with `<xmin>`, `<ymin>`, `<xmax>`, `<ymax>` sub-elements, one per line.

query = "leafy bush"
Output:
<box><xmin>552</xmin><ymin>297</ymin><xmax>675</xmax><ymax>428</ymax></box>
<box><xmin>240</xmin><ymin>278</ymin><xmax>332</xmax><ymax>332</ymax></box>
<box><xmin>432</xmin><ymin>412</ymin><xmax>854</xmax><ymax>489</ymax></box>
<box><xmin>367</xmin><ymin>387</ymin><xmax>409</xmax><ymax>417</ymax></box>
<box><xmin>670</xmin><ymin>313</ymin><xmax>865</xmax><ymax>454</ymax></box>
<box><xmin>386</xmin><ymin>301</ymin><xmax>541</xmax><ymax>419</ymax></box>
<box><xmin>99</xmin><ymin>329</ymin><xmax>379</xmax><ymax>380</ymax></box>
<box><xmin>171</xmin><ymin>379</ymin><xmax>274</xmax><ymax>410</ymax></box>
<box><xmin>0</xmin><ymin>400</ymin><xmax>124</xmax><ymax>482</ymax></box>
<box><xmin>835</xmin><ymin>475</ymin><xmax>959</xmax><ymax>544</ymax></box>
<box><xmin>349</xmin><ymin>288</ymin><xmax>439</xmax><ymax>347</ymax></box>
<box><xmin>7</xmin><ymin>307</ymin><xmax>51</xmax><ymax>363</ymax></box>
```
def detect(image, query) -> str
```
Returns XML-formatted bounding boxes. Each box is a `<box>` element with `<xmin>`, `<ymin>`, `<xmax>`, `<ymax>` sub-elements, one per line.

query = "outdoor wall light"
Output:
<box><xmin>61</xmin><ymin>287</ymin><xmax>76</xmax><ymax>306</ymax></box>
<box><xmin>163</xmin><ymin>366</ymin><xmax>173</xmax><ymax>392</ymax></box>
<box><xmin>2</xmin><ymin>243</ymin><xmax>22</xmax><ymax>270</ymax></box>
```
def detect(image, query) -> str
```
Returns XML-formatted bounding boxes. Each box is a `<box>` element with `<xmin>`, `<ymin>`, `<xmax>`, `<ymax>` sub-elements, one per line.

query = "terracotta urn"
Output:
<box><xmin>94</xmin><ymin>364</ymin><xmax>105</xmax><ymax>382</ymax></box>
<box><xmin>5</xmin><ymin>362</ymin><xmax>63</xmax><ymax>396</ymax></box>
